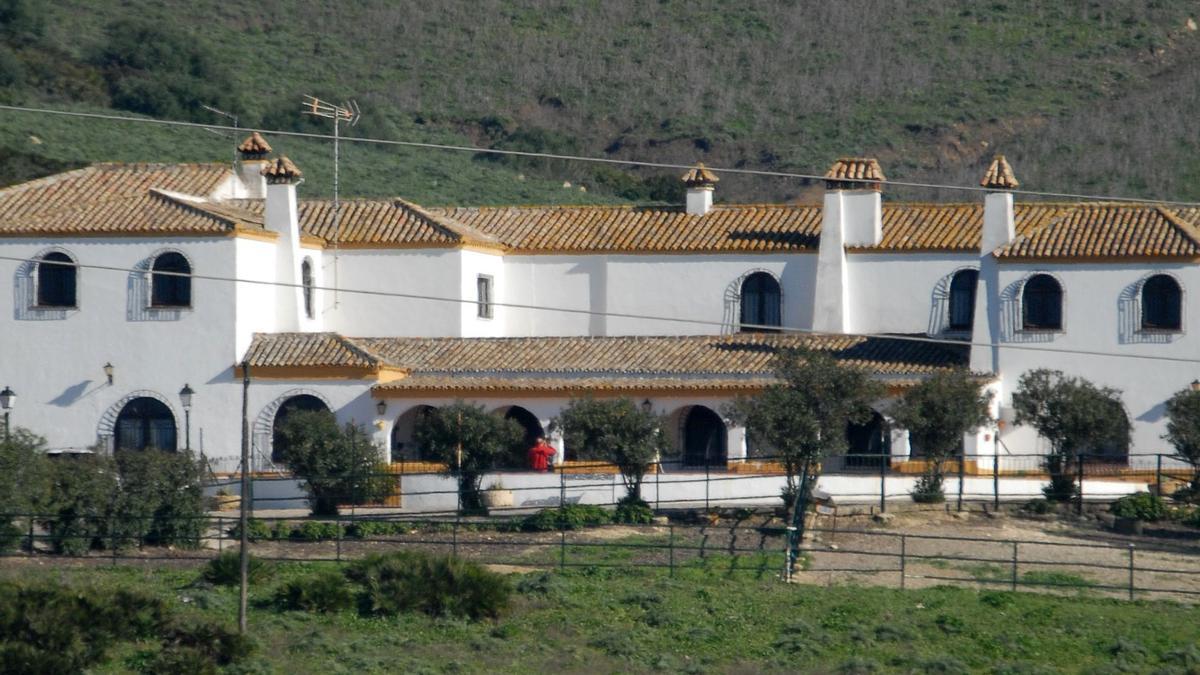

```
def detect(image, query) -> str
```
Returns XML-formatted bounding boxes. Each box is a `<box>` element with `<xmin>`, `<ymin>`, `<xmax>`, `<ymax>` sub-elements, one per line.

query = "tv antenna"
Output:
<box><xmin>200</xmin><ymin>104</ymin><xmax>239</xmax><ymax>168</ymax></box>
<box><xmin>301</xmin><ymin>95</ymin><xmax>360</xmax><ymax>307</ymax></box>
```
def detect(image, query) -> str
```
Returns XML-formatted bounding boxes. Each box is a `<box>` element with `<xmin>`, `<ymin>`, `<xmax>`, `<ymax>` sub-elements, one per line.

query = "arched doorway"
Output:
<box><xmin>114</xmin><ymin>397</ymin><xmax>177</xmax><ymax>452</ymax></box>
<box><xmin>845</xmin><ymin>412</ymin><xmax>889</xmax><ymax>468</ymax></box>
<box><xmin>392</xmin><ymin>405</ymin><xmax>438</xmax><ymax>462</ymax></box>
<box><xmin>271</xmin><ymin>394</ymin><xmax>331</xmax><ymax>463</ymax></box>
<box><xmin>495</xmin><ymin>405</ymin><xmax>544</xmax><ymax>467</ymax></box>
<box><xmin>683</xmin><ymin>406</ymin><xmax>726</xmax><ymax>468</ymax></box>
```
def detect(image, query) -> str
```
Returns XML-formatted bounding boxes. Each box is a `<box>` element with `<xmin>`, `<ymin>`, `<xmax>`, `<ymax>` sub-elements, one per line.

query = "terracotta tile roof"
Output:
<box><xmin>0</xmin><ymin>163</ymin><xmax>259</xmax><ymax>237</ymax></box>
<box><xmin>262</xmin><ymin>156</ymin><xmax>302</xmax><ymax>184</ymax></box>
<box><xmin>244</xmin><ymin>332</ymin><xmax>383</xmax><ymax>369</ymax></box>
<box><xmin>231</xmin><ymin>198</ymin><xmax>499</xmax><ymax>247</ymax></box>
<box><xmin>237</xmin><ymin>132</ymin><xmax>272</xmax><ymax>158</ymax></box>
<box><xmin>681</xmin><ymin>163</ymin><xmax>719</xmax><ymax>187</ymax></box>
<box><xmin>853</xmin><ymin>203</ymin><xmax>1070</xmax><ymax>252</ymax></box>
<box><xmin>426</xmin><ymin>204</ymin><xmax>824</xmax><ymax>253</ymax></box>
<box><xmin>980</xmin><ymin>155</ymin><xmax>1019</xmax><ymax>190</ymax></box>
<box><xmin>825</xmin><ymin>158</ymin><xmax>886</xmax><ymax>190</ymax></box>
<box><xmin>994</xmin><ymin>203</ymin><xmax>1200</xmax><ymax>259</ymax></box>
<box><xmin>244</xmin><ymin>332</ymin><xmax>969</xmax><ymax>392</ymax></box>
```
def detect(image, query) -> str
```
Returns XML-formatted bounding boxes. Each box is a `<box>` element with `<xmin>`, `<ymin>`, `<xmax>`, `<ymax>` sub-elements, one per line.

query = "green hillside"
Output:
<box><xmin>2</xmin><ymin>0</ymin><xmax>1200</xmax><ymax>204</ymax></box>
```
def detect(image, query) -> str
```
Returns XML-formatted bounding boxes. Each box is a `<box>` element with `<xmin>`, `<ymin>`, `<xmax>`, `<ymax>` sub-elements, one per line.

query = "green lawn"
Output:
<box><xmin>5</xmin><ymin>560</ymin><xmax>1199</xmax><ymax>674</ymax></box>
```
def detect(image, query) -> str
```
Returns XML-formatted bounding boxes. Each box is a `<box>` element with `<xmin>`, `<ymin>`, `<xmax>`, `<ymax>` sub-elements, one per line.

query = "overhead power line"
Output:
<box><xmin>4</xmin><ymin>252</ymin><xmax>1200</xmax><ymax>367</ymax></box>
<box><xmin>2</xmin><ymin>103</ymin><xmax>1199</xmax><ymax>207</ymax></box>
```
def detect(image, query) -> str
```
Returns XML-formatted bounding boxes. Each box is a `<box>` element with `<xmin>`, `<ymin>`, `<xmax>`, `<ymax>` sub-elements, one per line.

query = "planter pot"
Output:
<box><xmin>482</xmin><ymin>489</ymin><xmax>514</xmax><ymax>509</ymax></box>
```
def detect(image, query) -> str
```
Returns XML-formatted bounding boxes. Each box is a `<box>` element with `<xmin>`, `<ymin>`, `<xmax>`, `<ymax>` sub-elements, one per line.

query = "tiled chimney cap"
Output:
<box><xmin>237</xmin><ymin>132</ymin><xmax>273</xmax><ymax>160</ymax></box>
<box><xmin>261</xmin><ymin>156</ymin><xmax>302</xmax><ymax>184</ymax></box>
<box><xmin>980</xmin><ymin>155</ymin><xmax>1019</xmax><ymax>190</ymax></box>
<box><xmin>825</xmin><ymin>157</ymin><xmax>886</xmax><ymax>191</ymax></box>
<box><xmin>681</xmin><ymin>163</ymin><xmax>719</xmax><ymax>188</ymax></box>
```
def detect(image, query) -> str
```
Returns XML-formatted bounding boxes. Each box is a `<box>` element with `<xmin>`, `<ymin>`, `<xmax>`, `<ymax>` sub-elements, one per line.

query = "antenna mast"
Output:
<box><xmin>301</xmin><ymin>95</ymin><xmax>360</xmax><ymax>307</ymax></box>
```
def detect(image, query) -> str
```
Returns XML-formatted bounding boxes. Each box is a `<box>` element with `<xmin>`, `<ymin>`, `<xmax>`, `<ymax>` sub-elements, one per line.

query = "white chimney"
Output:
<box><xmin>980</xmin><ymin>155</ymin><xmax>1018</xmax><ymax>253</ymax></box>
<box><xmin>236</xmin><ymin>132</ymin><xmax>272</xmax><ymax>199</ymax></box>
<box><xmin>681</xmin><ymin>163</ymin><xmax>718</xmax><ymax>216</ymax></box>
<box><xmin>813</xmin><ymin>158</ymin><xmax>886</xmax><ymax>333</ymax></box>
<box><xmin>971</xmin><ymin>155</ymin><xmax>1020</xmax><ymax>374</ymax></box>
<box><xmin>262</xmin><ymin>156</ymin><xmax>306</xmax><ymax>331</ymax></box>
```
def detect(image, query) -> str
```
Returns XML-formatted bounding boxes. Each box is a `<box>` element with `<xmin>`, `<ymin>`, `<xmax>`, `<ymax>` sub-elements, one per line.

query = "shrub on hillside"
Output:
<box><xmin>346</xmin><ymin>551</ymin><xmax>510</xmax><ymax>620</ymax></box>
<box><xmin>521</xmin><ymin>504</ymin><xmax>611</xmax><ymax>531</ymax></box>
<box><xmin>201</xmin><ymin>550</ymin><xmax>271</xmax><ymax>586</ymax></box>
<box><xmin>1110</xmin><ymin>492</ymin><xmax>1168</xmax><ymax>522</ymax></box>
<box><xmin>274</xmin><ymin>570</ymin><xmax>355</xmax><ymax>613</ymax></box>
<box><xmin>614</xmin><ymin>497</ymin><xmax>654</xmax><ymax>524</ymax></box>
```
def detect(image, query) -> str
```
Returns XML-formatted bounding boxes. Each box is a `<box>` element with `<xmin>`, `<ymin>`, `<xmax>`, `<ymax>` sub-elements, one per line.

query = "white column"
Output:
<box><xmin>726</xmin><ymin>424</ymin><xmax>747</xmax><ymax>462</ymax></box>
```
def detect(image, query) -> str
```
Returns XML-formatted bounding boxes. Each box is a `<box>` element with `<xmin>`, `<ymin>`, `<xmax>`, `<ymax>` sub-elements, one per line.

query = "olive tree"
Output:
<box><xmin>274</xmin><ymin>410</ymin><xmax>393</xmax><ymax>516</ymax></box>
<box><xmin>556</xmin><ymin>397</ymin><xmax>667</xmax><ymax>508</ymax></box>
<box><xmin>891</xmin><ymin>371</ymin><xmax>993</xmax><ymax>503</ymax></box>
<box><xmin>1164</xmin><ymin>387</ymin><xmax>1200</xmax><ymax>501</ymax></box>
<box><xmin>413</xmin><ymin>401</ymin><xmax>524</xmax><ymax>515</ymax></box>
<box><xmin>727</xmin><ymin>348</ymin><xmax>882</xmax><ymax>532</ymax></box>
<box><xmin>1012</xmin><ymin>369</ymin><xmax>1131</xmax><ymax>501</ymax></box>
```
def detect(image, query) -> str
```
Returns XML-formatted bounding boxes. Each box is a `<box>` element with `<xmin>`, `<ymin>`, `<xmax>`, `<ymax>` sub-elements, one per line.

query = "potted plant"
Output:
<box><xmin>481</xmin><ymin>480</ymin><xmax>514</xmax><ymax>509</ymax></box>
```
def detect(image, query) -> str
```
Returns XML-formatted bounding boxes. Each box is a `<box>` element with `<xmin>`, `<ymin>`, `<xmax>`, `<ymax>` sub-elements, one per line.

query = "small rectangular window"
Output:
<box><xmin>476</xmin><ymin>275</ymin><xmax>493</xmax><ymax>319</ymax></box>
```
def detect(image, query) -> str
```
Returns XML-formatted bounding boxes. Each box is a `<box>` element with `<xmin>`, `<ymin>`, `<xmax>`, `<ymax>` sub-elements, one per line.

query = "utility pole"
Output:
<box><xmin>301</xmin><ymin>95</ymin><xmax>360</xmax><ymax>308</ymax></box>
<box><xmin>238</xmin><ymin>362</ymin><xmax>251</xmax><ymax>634</ymax></box>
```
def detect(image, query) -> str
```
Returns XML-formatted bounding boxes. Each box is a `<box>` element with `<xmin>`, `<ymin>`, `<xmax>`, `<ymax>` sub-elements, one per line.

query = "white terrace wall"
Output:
<box><xmin>323</xmin><ymin>248</ymin><xmax>464</xmax><ymax>337</ymax></box>
<box><xmin>987</xmin><ymin>261</ymin><xmax>1200</xmax><ymax>457</ymax></box>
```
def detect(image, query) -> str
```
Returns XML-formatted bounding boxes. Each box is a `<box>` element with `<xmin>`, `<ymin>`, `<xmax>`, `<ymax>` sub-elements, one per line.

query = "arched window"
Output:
<box><xmin>115</xmin><ymin>397</ymin><xmax>177</xmax><ymax>452</ymax></box>
<box><xmin>947</xmin><ymin>269</ymin><xmax>978</xmax><ymax>331</ymax></box>
<box><xmin>301</xmin><ymin>258</ymin><xmax>314</xmax><ymax>319</ymax></box>
<box><xmin>1141</xmin><ymin>274</ymin><xmax>1182</xmax><ymax>331</ymax></box>
<box><xmin>151</xmin><ymin>252</ymin><xmax>192</xmax><ymax>308</ymax></box>
<box><xmin>36</xmin><ymin>251</ymin><xmax>77</xmax><ymax>308</ymax></box>
<box><xmin>739</xmin><ymin>272</ymin><xmax>781</xmax><ymax>332</ymax></box>
<box><xmin>1022</xmin><ymin>274</ymin><xmax>1062</xmax><ymax>331</ymax></box>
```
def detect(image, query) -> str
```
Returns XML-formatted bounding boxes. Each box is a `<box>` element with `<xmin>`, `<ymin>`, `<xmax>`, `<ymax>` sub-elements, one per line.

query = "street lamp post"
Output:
<box><xmin>0</xmin><ymin>386</ymin><xmax>14</xmax><ymax>444</ymax></box>
<box><xmin>179</xmin><ymin>384</ymin><xmax>194</xmax><ymax>452</ymax></box>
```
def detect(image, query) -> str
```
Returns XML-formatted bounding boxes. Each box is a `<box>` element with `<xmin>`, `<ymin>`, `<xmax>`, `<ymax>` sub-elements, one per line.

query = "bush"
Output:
<box><xmin>289</xmin><ymin>521</ymin><xmax>342</xmax><ymax>541</ymax></box>
<box><xmin>41</xmin><ymin>453</ymin><xmax>118</xmax><ymax>555</ymax></box>
<box><xmin>346</xmin><ymin>520</ymin><xmax>405</xmax><ymax>539</ymax></box>
<box><xmin>346</xmin><ymin>551</ymin><xmax>510</xmax><ymax>620</ymax></box>
<box><xmin>274</xmin><ymin>410</ymin><xmax>393</xmax><ymax>516</ymax></box>
<box><xmin>521</xmin><ymin>504</ymin><xmax>611</xmax><ymax>531</ymax></box>
<box><xmin>1181</xmin><ymin>508</ymin><xmax>1200</xmax><ymax>529</ymax></box>
<box><xmin>0</xmin><ymin>521</ymin><xmax>21</xmax><ymax>552</ymax></box>
<box><xmin>1110</xmin><ymin>492</ymin><xmax>1168</xmax><ymax>522</ymax></box>
<box><xmin>0</xmin><ymin>581</ymin><xmax>167</xmax><ymax>673</ymax></box>
<box><xmin>614</xmin><ymin>497</ymin><xmax>654</xmax><ymax>524</ymax></box>
<box><xmin>226</xmin><ymin>518</ymin><xmax>274</xmax><ymax>542</ymax></box>
<box><xmin>157</xmin><ymin>617</ymin><xmax>253</xmax><ymax>668</ymax></box>
<box><xmin>112</xmin><ymin>449</ymin><xmax>206</xmax><ymax>548</ymax></box>
<box><xmin>1022</xmin><ymin>498</ymin><xmax>1053</xmax><ymax>515</ymax></box>
<box><xmin>201</xmin><ymin>550</ymin><xmax>271</xmax><ymax>586</ymax></box>
<box><xmin>910</xmin><ymin>472</ymin><xmax>946</xmax><ymax>504</ymax></box>
<box><xmin>274</xmin><ymin>569</ymin><xmax>354</xmax><ymax>613</ymax></box>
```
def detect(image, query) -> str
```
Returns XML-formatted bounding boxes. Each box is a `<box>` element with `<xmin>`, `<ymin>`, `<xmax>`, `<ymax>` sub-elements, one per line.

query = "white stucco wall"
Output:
<box><xmin>323</xmin><ymin>248</ymin><xmax>464</xmax><ymax>336</ymax></box>
<box><xmin>846</xmin><ymin>253</ymin><xmax>979</xmax><ymax>335</ymax></box>
<box><xmin>987</xmin><ymin>262</ymin><xmax>1200</xmax><ymax>457</ymax></box>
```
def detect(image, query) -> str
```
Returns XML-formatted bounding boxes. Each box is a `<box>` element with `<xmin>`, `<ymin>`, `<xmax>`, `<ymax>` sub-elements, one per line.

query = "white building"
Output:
<box><xmin>0</xmin><ymin>135</ymin><xmax>1192</xmax><ymax>474</ymax></box>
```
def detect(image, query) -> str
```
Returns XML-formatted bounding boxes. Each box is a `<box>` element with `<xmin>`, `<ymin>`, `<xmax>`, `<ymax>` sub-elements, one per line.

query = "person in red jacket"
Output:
<box><xmin>528</xmin><ymin>437</ymin><xmax>556</xmax><ymax>471</ymax></box>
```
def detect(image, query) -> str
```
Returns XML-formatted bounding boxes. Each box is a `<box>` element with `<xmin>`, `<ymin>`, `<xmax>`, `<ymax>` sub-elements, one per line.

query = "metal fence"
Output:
<box><xmin>3</xmin><ymin>511</ymin><xmax>1199</xmax><ymax>603</ymax></box>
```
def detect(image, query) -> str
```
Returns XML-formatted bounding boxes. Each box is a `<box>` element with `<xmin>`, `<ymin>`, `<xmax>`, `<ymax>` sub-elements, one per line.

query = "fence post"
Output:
<box><xmin>705</xmin><ymin>459</ymin><xmax>711</xmax><ymax>513</ymax></box>
<box><xmin>655</xmin><ymin>458</ymin><xmax>661</xmax><ymax>512</ymax></box>
<box><xmin>218</xmin><ymin>516</ymin><xmax>224</xmax><ymax>554</ymax></box>
<box><xmin>879</xmin><ymin>453</ymin><xmax>887</xmax><ymax>514</ymax></box>
<box><xmin>1076</xmin><ymin>454</ymin><xmax>1085</xmax><ymax>516</ymax></box>
<box><xmin>1011</xmin><ymin>541</ymin><xmax>1018</xmax><ymax>591</ymax></box>
<box><xmin>26</xmin><ymin>516</ymin><xmax>34</xmax><ymax>555</ymax></box>
<box><xmin>1155</xmin><ymin>454</ymin><xmax>1163</xmax><ymax>497</ymax></box>
<box><xmin>957</xmin><ymin>451</ymin><xmax>965</xmax><ymax>512</ymax></box>
<box><xmin>1127</xmin><ymin>544</ymin><xmax>1135</xmax><ymax>601</ymax></box>
<box><xmin>452</xmin><ymin>517</ymin><xmax>459</xmax><ymax>558</ymax></box>
<box><xmin>559</xmin><ymin>466</ymin><xmax>566</xmax><ymax>571</ymax></box>
<box><xmin>335</xmin><ymin>515</ymin><xmax>342</xmax><ymax>563</ymax></box>
<box><xmin>899</xmin><ymin>534</ymin><xmax>906</xmax><ymax>590</ymax></box>
<box><xmin>669</xmin><ymin>524</ymin><xmax>675</xmax><ymax>578</ymax></box>
<box><xmin>993</xmin><ymin>454</ymin><xmax>1000</xmax><ymax>513</ymax></box>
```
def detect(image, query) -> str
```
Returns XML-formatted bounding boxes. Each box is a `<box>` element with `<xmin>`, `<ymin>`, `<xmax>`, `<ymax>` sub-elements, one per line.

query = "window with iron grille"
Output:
<box><xmin>477</xmin><ymin>275</ymin><xmax>493</xmax><ymax>319</ymax></box>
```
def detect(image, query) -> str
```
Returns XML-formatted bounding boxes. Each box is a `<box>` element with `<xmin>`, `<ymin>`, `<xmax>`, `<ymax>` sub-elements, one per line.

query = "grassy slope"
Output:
<box><xmin>2</xmin><ymin>1</ymin><xmax>1200</xmax><ymax>203</ymax></box>
<box><xmin>9</xmin><ymin>561</ymin><xmax>1198</xmax><ymax>674</ymax></box>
